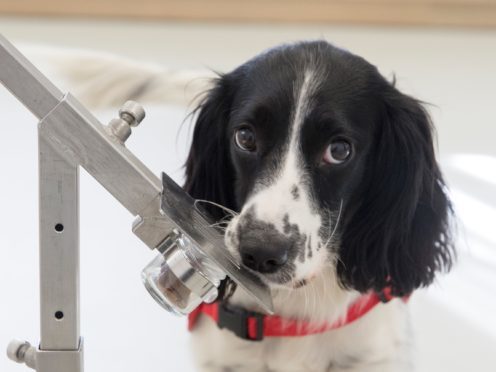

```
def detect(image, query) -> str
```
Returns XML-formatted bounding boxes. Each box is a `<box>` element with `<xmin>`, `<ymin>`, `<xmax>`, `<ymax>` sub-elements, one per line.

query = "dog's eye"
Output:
<box><xmin>234</xmin><ymin>127</ymin><xmax>257</xmax><ymax>152</ymax></box>
<box><xmin>323</xmin><ymin>140</ymin><xmax>352</xmax><ymax>164</ymax></box>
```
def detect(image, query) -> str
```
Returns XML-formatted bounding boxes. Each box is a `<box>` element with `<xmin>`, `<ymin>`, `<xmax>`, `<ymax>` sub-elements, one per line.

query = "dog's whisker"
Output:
<box><xmin>209</xmin><ymin>220</ymin><xmax>230</xmax><ymax>228</ymax></box>
<box><xmin>307</xmin><ymin>279</ymin><xmax>314</xmax><ymax>320</ymax></box>
<box><xmin>309</xmin><ymin>278</ymin><xmax>317</xmax><ymax>321</ymax></box>
<box><xmin>303</xmin><ymin>282</ymin><xmax>309</xmax><ymax>320</ymax></box>
<box><xmin>323</xmin><ymin>199</ymin><xmax>344</xmax><ymax>250</ymax></box>
<box><xmin>209</xmin><ymin>224</ymin><xmax>228</xmax><ymax>231</ymax></box>
<box><xmin>194</xmin><ymin>199</ymin><xmax>239</xmax><ymax>217</ymax></box>
<box><xmin>208</xmin><ymin>219</ymin><xmax>231</xmax><ymax>228</ymax></box>
<box><xmin>329</xmin><ymin>199</ymin><xmax>343</xmax><ymax>241</ymax></box>
<box><xmin>335</xmin><ymin>255</ymin><xmax>347</xmax><ymax>270</ymax></box>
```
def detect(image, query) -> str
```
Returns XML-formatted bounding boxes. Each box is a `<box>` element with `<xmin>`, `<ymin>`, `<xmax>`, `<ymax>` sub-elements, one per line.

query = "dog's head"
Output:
<box><xmin>184</xmin><ymin>41</ymin><xmax>454</xmax><ymax>296</ymax></box>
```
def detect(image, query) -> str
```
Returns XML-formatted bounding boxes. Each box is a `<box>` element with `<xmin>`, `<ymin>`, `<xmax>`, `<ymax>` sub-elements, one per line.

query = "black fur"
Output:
<box><xmin>184</xmin><ymin>40</ymin><xmax>454</xmax><ymax>296</ymax></box>
<box><xmin>184</xmin><ymin>76</ymin><xmax>237</xmax><ymax>221</ymax></box>
<box><xmin>339</xmin><ymin>86</ymin><xmax>454</xmax><ymax>296</ymax></box>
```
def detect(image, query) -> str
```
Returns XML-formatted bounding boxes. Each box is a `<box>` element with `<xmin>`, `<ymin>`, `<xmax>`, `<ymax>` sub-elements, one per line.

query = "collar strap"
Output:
<box><xmin>188</xmin><ymin>288</ymin><xmax>410</xmax><ymax>341</ymax></box>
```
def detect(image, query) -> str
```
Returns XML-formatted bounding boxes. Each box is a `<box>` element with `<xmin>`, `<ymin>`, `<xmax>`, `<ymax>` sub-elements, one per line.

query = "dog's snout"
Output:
<box><xmin>236</xmin><ymin>219</ymin><xmax>291</xmax><ymax>273</ymax></box>
<box><xmin>240</xmin><ymin>243</ymin><xmax>289</xmax><ymax>274</ymax></box>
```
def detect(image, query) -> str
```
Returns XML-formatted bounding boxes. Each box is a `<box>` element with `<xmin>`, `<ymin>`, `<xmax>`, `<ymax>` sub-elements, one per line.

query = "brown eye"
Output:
<box><xmin>323</xmin><ymin>140</ymin><xmax>352</xmax><ymax>164</ymax></box>
<box><xmin>234</xmin><ymin>127</ymin><xmax>257</xmax><ymax>152</ymax></box>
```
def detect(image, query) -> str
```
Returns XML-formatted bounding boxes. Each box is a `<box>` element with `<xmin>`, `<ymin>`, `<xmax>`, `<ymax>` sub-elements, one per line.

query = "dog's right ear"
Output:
<box><xmin>184</xmin><ymin>74</ymin><xmax>236</xmax><ymax>221</ymax></box>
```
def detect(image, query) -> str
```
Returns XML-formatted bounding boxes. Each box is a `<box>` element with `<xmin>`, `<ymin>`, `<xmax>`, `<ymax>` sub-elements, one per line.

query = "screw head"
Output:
<box><xmin>119</xmin><ymin>101</ymin><xmax>145</xmax><ymax>126</ymax></box>
<box><xmin>7</xmin><ymin>340</ymin><xmax>30</xmax><ymax>363</ymax></box>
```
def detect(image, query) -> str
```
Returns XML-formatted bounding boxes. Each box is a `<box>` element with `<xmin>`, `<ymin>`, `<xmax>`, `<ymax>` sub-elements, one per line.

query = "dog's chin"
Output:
<box><xmin>267</xmin><ymin>279</ymin><xmax>308</xmax><ymax>291</ymax></box>
<box><xmin>254</xmin><ymin>271</ymin><xmax>316</xmax><ymax>291</ymax></box>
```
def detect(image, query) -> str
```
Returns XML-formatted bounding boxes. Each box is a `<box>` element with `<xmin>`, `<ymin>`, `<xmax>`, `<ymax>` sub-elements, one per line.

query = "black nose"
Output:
<box><xmin>240</xmin><ymin>244</ymin><xmax>289</xmax><ymax>274</ymax></box>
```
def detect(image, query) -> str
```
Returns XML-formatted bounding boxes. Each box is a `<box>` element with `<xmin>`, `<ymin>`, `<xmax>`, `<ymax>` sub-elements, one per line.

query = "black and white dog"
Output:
<box><xmin>183</xmin><ymin>41</ymin><xmax>454</xmax><ymax>372</ymax></box>
<box><xmin>39</xmin><ymin>39</ymin><xmax>454</xmax><ymax>371</ymax></box>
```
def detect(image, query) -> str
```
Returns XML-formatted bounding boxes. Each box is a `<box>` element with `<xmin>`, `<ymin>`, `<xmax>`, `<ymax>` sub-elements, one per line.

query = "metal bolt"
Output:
<box><xmin>108</xmin><ymin>101</ymin><xmax>146</xmax><ymax>143</ymax></box>
<box><xmin>119</xmin><ymin>101</ymin><xmax>145</xmax><ymax>127</ymax></box>
<box><xmin>7</xmin><ymin>339</ymin><xmax>27</xmax><ymax>363</ymax></box>
<box><xmin>7</xmin><ymin>339</ymin><xmax>36</xmax><ymax>368</ymax></box>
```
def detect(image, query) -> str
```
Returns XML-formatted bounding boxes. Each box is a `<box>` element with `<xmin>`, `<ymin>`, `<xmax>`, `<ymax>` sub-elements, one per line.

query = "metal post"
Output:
<box><xmin>36</xmin><ymin>135</ymin><xmax>83</xmax><ymax>371</ymax></box>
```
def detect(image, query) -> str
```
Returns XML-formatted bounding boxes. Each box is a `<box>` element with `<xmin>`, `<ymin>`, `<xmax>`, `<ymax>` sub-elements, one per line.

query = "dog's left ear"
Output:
<box><xmin>183</xmin><ymin>74</ymin><xmax>237</xmax><ymax>221</ymax></box>
<box><xmin>339</xmin><ymin>85</ymin><xmax>455</xmax><ymax>296</ymax></box>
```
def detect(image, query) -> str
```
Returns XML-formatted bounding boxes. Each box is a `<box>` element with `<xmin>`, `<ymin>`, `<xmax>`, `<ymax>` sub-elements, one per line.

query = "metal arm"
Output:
<box><xmin>0</xmin><ymin>34</ymin><xmax>272</xmax><ymax>372</ymax></box>
<box><xmin>0</xmin><ymin>34</ymin><xmax>63</xmax><ymax>119</ymax></box>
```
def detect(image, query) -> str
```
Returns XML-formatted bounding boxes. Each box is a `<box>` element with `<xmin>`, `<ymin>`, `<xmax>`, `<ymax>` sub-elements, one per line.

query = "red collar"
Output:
<box><xmin>188</xmin><ymin>288</ymin><xmax>410</xmax><ymax>341</ymax></box>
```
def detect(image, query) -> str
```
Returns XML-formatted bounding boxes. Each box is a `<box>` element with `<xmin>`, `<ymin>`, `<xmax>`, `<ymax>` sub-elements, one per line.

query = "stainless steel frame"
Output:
<box><xmin>0</xmin><ymin>34</ymin><xmax>272</xmax><ymax>372</ymax></box>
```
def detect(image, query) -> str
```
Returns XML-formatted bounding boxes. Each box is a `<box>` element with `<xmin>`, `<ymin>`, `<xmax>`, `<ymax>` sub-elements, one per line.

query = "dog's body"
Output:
<box><xmin>40</xmin><ymin>40</ymin><xmax>454</xmax><ymax>371</ymax></box>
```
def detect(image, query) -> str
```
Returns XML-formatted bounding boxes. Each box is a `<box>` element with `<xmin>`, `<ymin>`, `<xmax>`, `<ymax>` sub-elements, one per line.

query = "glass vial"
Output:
<box><xmin>141</xmin><ymin>232</ymin><xmax>226</xmax><ymax>315</ymax></box>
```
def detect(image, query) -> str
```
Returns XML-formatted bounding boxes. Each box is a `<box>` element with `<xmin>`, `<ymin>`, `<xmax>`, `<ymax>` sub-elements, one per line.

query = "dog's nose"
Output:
<box><xmin>240</xmin><ymin>244</ymin><xmax>289</xmax><ymax>274</ymax></box>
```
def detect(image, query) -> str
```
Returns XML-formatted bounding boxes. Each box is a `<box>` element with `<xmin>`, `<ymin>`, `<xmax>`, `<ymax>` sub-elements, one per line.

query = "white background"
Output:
<box><xmin>1</xmin><ymin>17</ymin><xmax>496</xmax><ymax>371</ymax></box>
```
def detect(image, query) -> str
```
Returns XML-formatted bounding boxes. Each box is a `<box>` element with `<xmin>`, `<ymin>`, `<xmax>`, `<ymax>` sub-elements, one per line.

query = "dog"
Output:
<box><xmin>32</xmin><ymin>39</ymin><xmax>454</xmax><ymax>371</ymax></box>
<box><xmin>183</xmin><ymin>41</ymin><xmax>454</xmax><ymax>372</ymax></box>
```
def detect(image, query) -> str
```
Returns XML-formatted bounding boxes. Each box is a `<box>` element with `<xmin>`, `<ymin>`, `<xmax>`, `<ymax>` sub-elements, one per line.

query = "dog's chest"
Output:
<box><xmin>190</xmin><ymin>299</ymin><xmax>411</xmax><ymax>372</ymax></box>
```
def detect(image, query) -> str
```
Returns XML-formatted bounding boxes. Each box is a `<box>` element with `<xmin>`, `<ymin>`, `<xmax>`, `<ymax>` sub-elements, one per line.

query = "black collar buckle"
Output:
<box><xmin>217</xmin><ymin>302</ymin><xmax>264</xmax><ymax>341</ymax></box>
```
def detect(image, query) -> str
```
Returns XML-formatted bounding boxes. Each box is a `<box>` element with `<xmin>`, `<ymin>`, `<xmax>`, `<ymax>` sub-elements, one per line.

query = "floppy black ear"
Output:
<box><xmin>339</xmin><ymin>86</ymin><xmax>455</xmax><ymax>296</ymax></box>
<box><xmin>183</xmin><ymin>75</ymin><xmax>236</xmax><ymax>221</ymax></box>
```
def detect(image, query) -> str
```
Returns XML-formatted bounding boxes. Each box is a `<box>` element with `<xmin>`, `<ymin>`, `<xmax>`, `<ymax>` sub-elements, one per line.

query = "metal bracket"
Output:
<box><xmin>8</xmin><ymin>339</ymin><xmax>84</xmax><ymax>371</ymax></box>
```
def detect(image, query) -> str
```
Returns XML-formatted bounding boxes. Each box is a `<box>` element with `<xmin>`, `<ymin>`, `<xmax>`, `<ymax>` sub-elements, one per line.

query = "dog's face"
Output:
<box><xmin>185</xmin><ymin>41</ymin><xmax>454</xmax><ymax>295</ymax></box>
<box><xmin>223</xmin><ymin>57</ymin><xmax>376</xmax><ymax>289</ymax></box>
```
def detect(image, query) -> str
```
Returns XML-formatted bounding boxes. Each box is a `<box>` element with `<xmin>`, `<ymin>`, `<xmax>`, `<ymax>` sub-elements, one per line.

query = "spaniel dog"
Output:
<box><xmin>38</xmin><ymin>39</ymin><xmax>454</xmax><ymax>371</ymax></box>
<box><xmin>183</xmin><ymin>41</ymin><xmax>454</xmax><ymax>372</ymax></box>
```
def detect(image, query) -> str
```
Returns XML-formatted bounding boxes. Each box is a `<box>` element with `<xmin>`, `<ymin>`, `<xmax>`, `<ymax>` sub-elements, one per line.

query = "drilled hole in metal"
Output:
<box><xmin>54</xmin><ymin>311</ymin><xmax>64</xmax><ymax>320</ymax></box>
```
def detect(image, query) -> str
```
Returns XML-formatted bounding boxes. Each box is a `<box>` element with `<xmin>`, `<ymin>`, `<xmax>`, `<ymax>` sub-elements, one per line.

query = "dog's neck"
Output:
<box><xmin>228</xmin><ymin>267</ymin><xmax>360</xmax><ymax>325</ymax></box>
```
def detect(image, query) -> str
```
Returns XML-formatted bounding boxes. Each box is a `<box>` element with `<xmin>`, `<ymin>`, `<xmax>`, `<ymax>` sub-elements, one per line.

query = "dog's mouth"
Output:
<box><xmin>289</xmin><ymin>274</ymin><xmax>318</xmax><ymax>289</ymax></box>
<box><xmin>293</xmin><ymin>279</ymin><xmax>308</xmax><ymax>289</ymax></box>
<box><xmin>244</xmin><ymin>266</ymin><xmax>316</xmax><ymax>291</ymax></box>
<box><xmin>236</xmin><ymin>260</ymin><xmax>292</xmax><ymax>287</ymax></box>
<box><xmin>263</xmin><ymin>275</ymin><xmax>318</xmax><ymax>291</ymax></box>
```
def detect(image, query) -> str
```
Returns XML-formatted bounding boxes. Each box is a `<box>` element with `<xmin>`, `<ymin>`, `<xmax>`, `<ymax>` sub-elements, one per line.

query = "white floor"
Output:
<box><xmin>1</xmin><ymin>17</ymin><xmax>496</xmax><ymax>372</ymax></box>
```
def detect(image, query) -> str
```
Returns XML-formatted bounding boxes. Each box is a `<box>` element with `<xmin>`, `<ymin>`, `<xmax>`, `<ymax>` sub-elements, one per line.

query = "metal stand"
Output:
<box><xmin>0</xmin><ymin>34</ymin><xmax>272</xmax><ymax>372</ymax></box>
<box><xmin>1</xmin><ymin>31</ymin><xmax>158</xmax><ymax>370</ymax></box>
<box><xmin>6</xmin><ymin>90</ymin><xmax>155</xmax><ymax>371</ymax></box>
<box><xmin>0</xmin><ymin>33</ymin><xmax>174</xmax><ymax>371</ymax></box>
